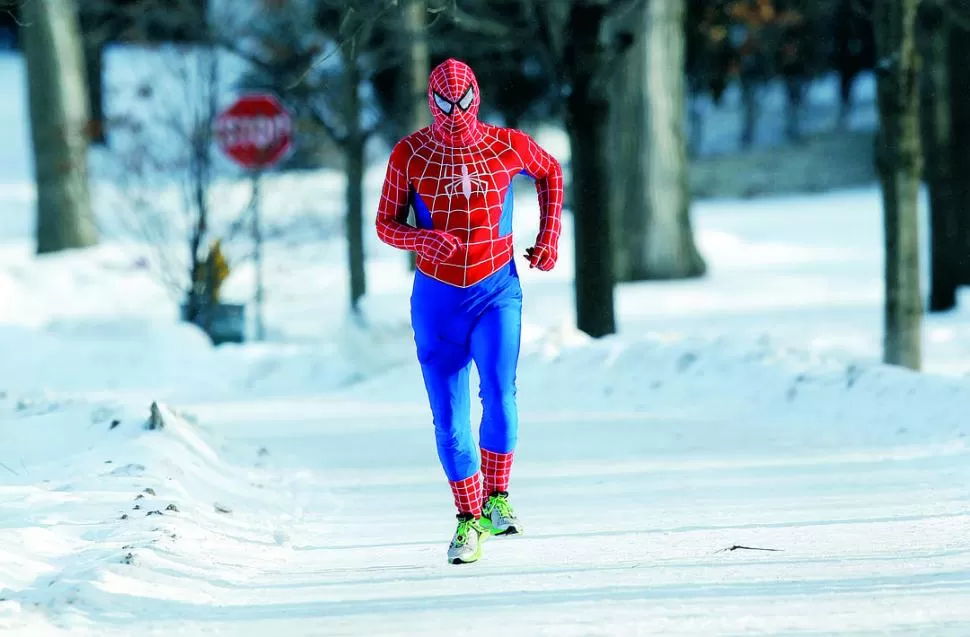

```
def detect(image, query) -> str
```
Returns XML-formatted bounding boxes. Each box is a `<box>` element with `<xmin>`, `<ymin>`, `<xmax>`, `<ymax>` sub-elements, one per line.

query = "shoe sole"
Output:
<box><xmin>492</xmin><ymin>525</ymin><xmax>521</xmax><ymax>536</ymax></box>
<box><xmin>482</xmin><ymin>519</ymin><xmax>522</xmax><ymax>536</ymax></box>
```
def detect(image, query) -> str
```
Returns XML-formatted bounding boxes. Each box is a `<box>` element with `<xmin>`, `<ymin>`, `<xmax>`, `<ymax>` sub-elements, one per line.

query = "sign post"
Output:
<box><xmin>214</xmin><ymin>93</ymin><xmax>293</xmax><ymax>342</ymax></box>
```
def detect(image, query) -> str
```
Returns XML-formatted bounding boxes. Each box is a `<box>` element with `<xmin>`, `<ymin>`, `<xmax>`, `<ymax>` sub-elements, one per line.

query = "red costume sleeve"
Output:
<box><xmin>512</xmin><ymin>131</ymin><xmax>564</xmax><ymax>250</ymax></box>
<box><xmin>375</xmin><ymin>140</ymin><xmax>424</xmax><ymax>251</ymax></box>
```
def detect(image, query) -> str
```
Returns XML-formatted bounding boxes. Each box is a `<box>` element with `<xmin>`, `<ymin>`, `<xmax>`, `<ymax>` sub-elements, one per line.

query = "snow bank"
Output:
<box><xmin>0</xmin><ymin>317</ymin><xmax>406</xmax><ymax>402</ymax></box>
<box><xmin>347</xmin><ymin>327</ymin><xmax>970</xmax><ymax>460</ymax></box>
<box><xmin>529</xmin><ymin>330</ymin><xmax>969</xmax><ymax>433</ymax></box>
<box><xmin>0</xmin><ymin>396</ymin><xmax>298</xmax><ymax>631</ymax></box>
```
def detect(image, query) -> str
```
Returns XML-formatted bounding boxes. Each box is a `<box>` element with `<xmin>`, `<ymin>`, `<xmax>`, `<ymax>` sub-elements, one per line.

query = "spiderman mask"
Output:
<box><xmin>428</xmin><ymin>58</ymin><xmax>482</xmax><ymax>146</ymax></box>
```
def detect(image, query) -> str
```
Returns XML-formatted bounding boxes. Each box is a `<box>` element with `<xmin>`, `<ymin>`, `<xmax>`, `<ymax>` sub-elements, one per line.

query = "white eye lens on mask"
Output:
<box><xmin>433</xmin><ymin>92</ymin><xmax>453</xmax><ymax>114</ymax></box>
<box><xmin>457</xmin><ymin>86</ymin><xmax>475</xmax><ymax>111</ymax></box>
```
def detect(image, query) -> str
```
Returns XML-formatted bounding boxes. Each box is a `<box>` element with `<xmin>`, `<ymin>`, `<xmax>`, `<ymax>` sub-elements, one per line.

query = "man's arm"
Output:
<box><xmin>375</xmin><ymin>141</ymin><xmax>461</xmax><ymax>262</ymax></box>
<box><xmin>513</xmin><ymin>131</ymin><xmax>564</xmax><ymax>270</ymax></box>
<box><xmin>375</xmin><ymin>141</ymin><xmax>422</xmax><ymax>250</ymax></box>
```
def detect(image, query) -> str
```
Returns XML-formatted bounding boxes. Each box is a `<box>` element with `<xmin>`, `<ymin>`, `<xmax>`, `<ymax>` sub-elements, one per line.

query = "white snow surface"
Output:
<box><xmin>2</xmin><ymin>50</ymin><xmax>970</xmax><ymax>636</ymax></box>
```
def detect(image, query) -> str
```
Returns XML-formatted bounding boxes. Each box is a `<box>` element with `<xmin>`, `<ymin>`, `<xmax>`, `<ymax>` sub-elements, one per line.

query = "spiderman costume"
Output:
<box><xmin>375</xmin><ymin>58</ymin><xmax>563</xmax><ymax>563</ymax></box>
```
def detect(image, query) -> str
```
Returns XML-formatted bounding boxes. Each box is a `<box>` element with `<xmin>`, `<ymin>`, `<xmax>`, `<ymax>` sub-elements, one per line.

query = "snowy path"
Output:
<box><xmin>4</xmin><ymin>387</ymin><xmax>969</xmax><ymax>636</ymax></box>
<box><xmin>190</xmin><ymin>398</ymin><xmax>970</xmax><ymax>636</ymax></box>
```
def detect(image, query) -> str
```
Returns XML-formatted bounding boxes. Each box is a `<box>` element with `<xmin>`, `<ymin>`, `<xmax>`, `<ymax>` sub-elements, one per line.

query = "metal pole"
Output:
<box><xmin>252</xmin><ymin>171</ymin><xmax>265</xmax><ymax>341</ymax></box>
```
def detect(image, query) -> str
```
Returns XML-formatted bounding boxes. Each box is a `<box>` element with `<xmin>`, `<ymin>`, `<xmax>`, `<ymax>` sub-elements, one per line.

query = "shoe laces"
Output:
<box><xmin>487</xmin><ymin>493</ymin><xmax>514</xmax><ymax>518</ymax></box>
<box><xmin>453</xmin><ymin>516</ymin><xmax>479</xmax><ymax>545</ymax></box>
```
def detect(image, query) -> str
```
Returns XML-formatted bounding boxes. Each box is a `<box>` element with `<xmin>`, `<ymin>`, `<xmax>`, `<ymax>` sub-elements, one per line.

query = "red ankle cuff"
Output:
<box><xmin>449</xmin><ymin>472</ymin><xmax>483</xmax><ymax>515</ymax></box>
<box><xmin>481</xmin><ymin>448</ymin><xmax>514</xmax><ymax>494</ymax></box>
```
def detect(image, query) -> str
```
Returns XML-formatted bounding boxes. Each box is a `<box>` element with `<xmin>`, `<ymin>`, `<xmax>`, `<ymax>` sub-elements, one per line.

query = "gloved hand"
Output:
<box><xmin>524</xmin><ymin>243</ymin><xmax>557</xmax><ymax>271</ymax></box>
<box><xmin>415</xmin><ymin>229</ymin><xmax>462</xmax><ymax>263</ymax></box>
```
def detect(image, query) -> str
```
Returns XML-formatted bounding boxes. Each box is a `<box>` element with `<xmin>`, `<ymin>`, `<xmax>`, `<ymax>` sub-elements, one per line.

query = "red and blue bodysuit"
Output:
<box><xmin>375</xmin><ymin>59</ymin><xmax>563</xmax><ymax>516</ymax></box>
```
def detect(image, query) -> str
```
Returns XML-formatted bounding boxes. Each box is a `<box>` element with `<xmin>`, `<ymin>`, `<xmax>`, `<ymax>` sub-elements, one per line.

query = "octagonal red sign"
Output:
<box><xmin>214</xmin><ymin>93</ymin><xmax>293</xmax><ymax>169</ymax></box>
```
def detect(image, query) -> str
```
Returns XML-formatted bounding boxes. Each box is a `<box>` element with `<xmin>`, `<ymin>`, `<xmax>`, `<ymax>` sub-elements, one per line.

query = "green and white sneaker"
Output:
<box><xmin>481</xmin><ymin>491</ymin><xmax>522</xmax><ymax>536</ymax></box>
<box><xmin>447</xmin><ymin>513</ymin><xmax>489</xmax><ymax>564</ymax></box>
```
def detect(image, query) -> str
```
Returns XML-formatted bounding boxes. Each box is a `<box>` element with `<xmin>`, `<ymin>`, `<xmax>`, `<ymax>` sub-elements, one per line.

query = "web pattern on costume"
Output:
<box><xmin>375</xmin><ymin>124</ymin><xmax>564</xmax><ymax>287</ymax></box>
<box><xmin>449</xmin><ymin>472</ymin><xmax>483</xmax><ymax>514</ymax></box>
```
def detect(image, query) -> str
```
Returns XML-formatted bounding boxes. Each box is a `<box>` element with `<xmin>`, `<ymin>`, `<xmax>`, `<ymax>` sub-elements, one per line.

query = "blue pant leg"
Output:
<box><xmin>417</xmin><ymin>346</ymin><xmax>476</xmax><ymax>481</ymax></box>
<box><xmin>410</xmin><ymin>276</ymin><xmax>478</xmax><ymax>482</ymax></box>
<box><xmin>470</xmin><ymin>273</ymin><xmax>523</xmax><ymax>454</ymax></box>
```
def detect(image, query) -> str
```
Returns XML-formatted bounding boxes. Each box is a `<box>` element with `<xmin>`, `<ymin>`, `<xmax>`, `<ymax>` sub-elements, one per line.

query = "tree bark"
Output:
<box><xmin>564</xmin><ymin>2</ymin><xmax>616</xmax><ymax>338</ymax></box>
<box><xmin>608</xmin><ymin>2</ymin><xmax>647</xmax><ymax>283</ymax></box>
<box><xmin>404</xmin><ymin>0</ymin><xmax>428</xmax><ymax>273</ymax></box>
<box><xmin>873</xmin><ymin>0</ymin><xmax>922</xmax><ymax>370</ymax></box>
<box><xmin>344</xmin><ymin>46</ymin><xmax>366</xmax><ymax>314</ymax></box>
<box><xmin>946</xmin><ymin>7</ymin><xmax>970</xmax><ymax>290</ymax></box>
<box><xmin>634</xmin><ymin>0</ymin><xmax>706</xmax><ymax>280</ymax></box>
<box><xmin>83</xmin><ymin>40</ymin><xmax>105</xmax><ymax>145</ymax></box>
<box><xmin>20</xmin><ymin>0</ymin><xmax>97</xmax><ymax>254</ymax></box>
<box><xmin>919</xmin><ymin>4</ymin><xmax>960</xmax><ymax>312</ymax></box>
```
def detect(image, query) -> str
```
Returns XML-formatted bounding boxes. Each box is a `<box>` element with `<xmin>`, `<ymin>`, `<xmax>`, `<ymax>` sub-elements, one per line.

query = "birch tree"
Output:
<box><xmin>20</xmin><ymin>0</ymin><xmax>97</xmax><ymax>254</ymax></box>
<box><xmin>873</xmin><ymin>0</ymin><xmax>922</xmax><ymax>369</ymax></box>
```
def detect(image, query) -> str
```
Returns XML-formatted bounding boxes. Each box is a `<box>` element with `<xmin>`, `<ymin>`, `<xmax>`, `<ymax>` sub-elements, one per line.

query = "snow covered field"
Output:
<box><xmin>2</xmin><ymin>50</ymin><xmax>970</xmax><ymax>636</ymax></box>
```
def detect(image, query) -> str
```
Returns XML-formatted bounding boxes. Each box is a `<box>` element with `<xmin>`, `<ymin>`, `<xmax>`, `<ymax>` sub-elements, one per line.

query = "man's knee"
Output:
<box><xmin>478</xmin><ymin>372</ymin><xmax>516</xmax><ymax>404</ymax></box>
<box><xmin>478</xmin><ymin>376</ymin><xmax>517</xmax><ymax>453</ymax></box>
<box><xmin>480</xmin><ymin>415</ymin><xmax>517</xmax><ymax>453</ymax></box>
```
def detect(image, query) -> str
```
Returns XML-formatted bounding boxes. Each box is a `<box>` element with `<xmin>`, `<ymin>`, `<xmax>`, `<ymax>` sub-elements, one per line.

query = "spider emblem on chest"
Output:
<box><xmin>442</xmin><ymin>164</ymin><xmax>489</xmax><ymax>199</ymax></box>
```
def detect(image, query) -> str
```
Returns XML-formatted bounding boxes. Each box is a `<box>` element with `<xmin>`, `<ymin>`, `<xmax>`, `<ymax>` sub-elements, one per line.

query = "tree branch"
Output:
<box><xmin>308</xmin><ymin>100</ymin><xmax>348</xmax><ymax>147</ymax></box>
<box><xmin>445</xmin><ymin>4</ymin><xmax>529</xmax><ymax>39</ymax></box>
<box><xmin>285</xmin><ymin>0</ymin><xmax>397</xmax><ymax>90</ymax></box>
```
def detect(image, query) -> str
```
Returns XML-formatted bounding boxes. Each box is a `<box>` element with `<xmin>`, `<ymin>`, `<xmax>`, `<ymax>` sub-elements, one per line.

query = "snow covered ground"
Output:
<box><xmin>2</xmin><ymin>50</ymin><xmax>970</xmax><ymax>636</ymax></box>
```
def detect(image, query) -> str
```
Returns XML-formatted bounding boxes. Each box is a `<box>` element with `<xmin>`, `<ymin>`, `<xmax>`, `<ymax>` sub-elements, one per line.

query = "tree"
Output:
<box><xmin>20</xmin><ymin>0</ymin><xmax>97</xmax><ymax>254</ymax></box>
<box><xmin>76</xmin><ymin>1</ymin><xmax>211</xmax><ymax>144</ymax></box>
<box><xmin>233</xmin><ymin>0</ymin><xmax>397</xmax><ymax>316</ymax></box>
<box><xmin>873</xmin><ymin>0</ymin><xmax>922</xmax><ymax>370</ymax></box>
<box><xmin>607</xmin><ymin>1</ymin><xmax>647</xmax><ymax>282</ymax></box>
<box><xmin>337</xmin><ymin>10</ymin><xmax>368</xmax><ymax>315</ymax></box>
<box><xmin>939</xmin><ymin>1</ymin><xmax>970</xmax><ymax>308</ymax></box>
<box><xmin>101</xmin><ymin>46</ymin><xmax>238</xmax><ymax>338</ymax></box>
<box><xmin>630</xmin><ymin>0</ymin><xmax>706</xmax><ymax>281</ymax></box>
<box><xmin>485</xmin><ymin>0</ymin><xmax>642</xmax><ymax>337</ymax></box>
<box><xmin>917</xmin><ymin>1</ymin><xmax>964</xmax><ymax>313</ymax></box>
<box><xmin>449</xmin><ymin>0</ymin><xmax>707</xmax><ymax>335</ymax></box>
<box><xmin>404</xmin><ymin>0</ymin><xmax>429</xmax><ymax>272</ymax></box>
<box><xmin>560</xmin><ymin>1</ymin><xmax>620</xmax><ymax>337</ymax></box>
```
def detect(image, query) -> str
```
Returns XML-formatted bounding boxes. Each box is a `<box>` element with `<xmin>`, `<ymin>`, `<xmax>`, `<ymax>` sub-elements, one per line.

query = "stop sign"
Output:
<box><xmin>214</xmin><ymin>93</ymin><xmax>293</xmax><ymax>169</ymax></box>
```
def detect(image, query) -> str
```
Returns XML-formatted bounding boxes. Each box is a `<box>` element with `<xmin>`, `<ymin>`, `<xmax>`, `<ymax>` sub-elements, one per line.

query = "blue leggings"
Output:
<box><xmin>410</xmin><ymin>261</ymin><xmax>522</xmax><ymax>482</ymax></box>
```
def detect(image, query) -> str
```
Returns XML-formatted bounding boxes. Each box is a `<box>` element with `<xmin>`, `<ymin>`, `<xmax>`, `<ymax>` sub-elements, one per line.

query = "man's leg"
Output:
<box><xmin>411</xmin><ymin>278</ymin><xmax>483</xmax><ymax>517</ymax></box>
<box><xmin>416</xmin><ymin>348</ymin><xmax>483</xmax><ymax>515</ymax></box>
<box><xmin>470</xmin><ymin>290</ymin><xmax>522</xmax><ymax>498</ymax></box>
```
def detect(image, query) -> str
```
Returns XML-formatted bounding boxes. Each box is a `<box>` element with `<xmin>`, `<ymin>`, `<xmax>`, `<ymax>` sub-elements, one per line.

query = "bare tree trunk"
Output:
<box><xmin>20</xmin><ymin>0</ymin><xmax>97</xmax><ymax>254</ymax></box>
<box><xmin>404</xmin><ymin>0</ymin><xmax>428</xmax><ymax>273</ymax></box>
<box><xmin>919</xmin><ymin>3</ymin><xmax>961</xmax><ymax>312</ymax></box>
<box><xmin>83</xmin><ymin>40</ymin><xmax>105</xmax><ymax>145</ymax></box>
<box><xmin>185</xmin><ymin>48</ymin><xmax>219</xmax><ymax>327</ymax></box>
<box><xmin>344</xmin><ymin>47</ymin><xmax>366</xmax><ymax>313</ymax></box>
<box><xmin>946</xmin><ymin>11</ymin><xmax>970</xmax><ymax>290</ymax></box>
<box><xmin>564</xmin><ymin>2</ymin><xmax>616</xmax><ymax>338</ymax></box>
<box><xmin>873</xmin><ymin>0</ymin><xmax>922</xmax><ymax>370</ymax></box>
<box><xmin>608</xmin><ymin>2</ymin><xmax>647</xmax><ymax>283</ymax></box>
<box><xmin>636</xmin><ymin>0</ymin><xmax>706</xmax><ymax>280</ymax></box>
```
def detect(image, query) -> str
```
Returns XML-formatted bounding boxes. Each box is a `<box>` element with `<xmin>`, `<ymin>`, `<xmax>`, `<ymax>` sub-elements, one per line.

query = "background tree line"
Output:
<box><xmin>4</xmin><ymin>0</ymin><xmax>970</xmax><ymax>371</ymax></box>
